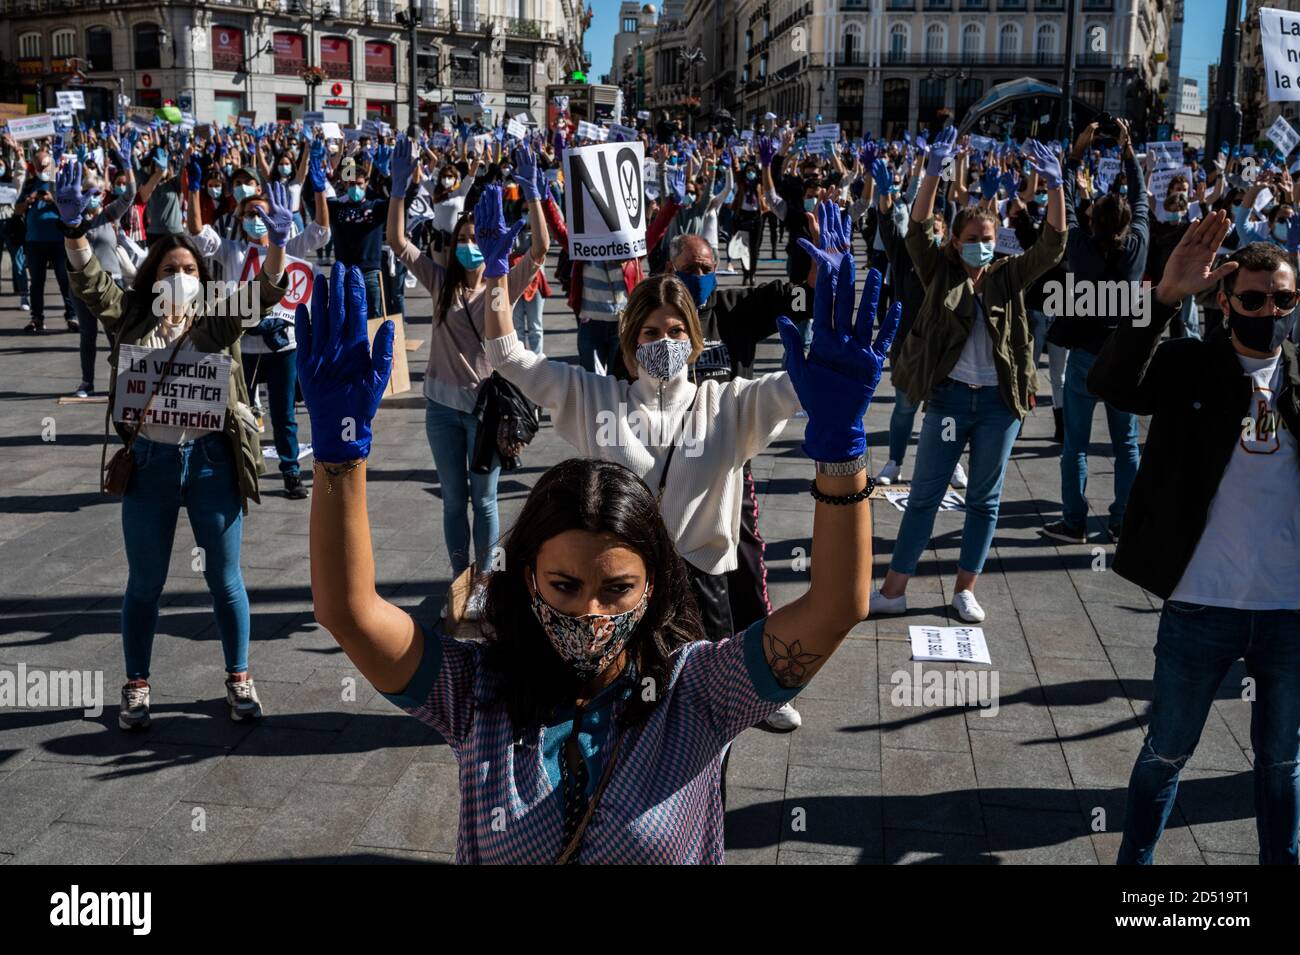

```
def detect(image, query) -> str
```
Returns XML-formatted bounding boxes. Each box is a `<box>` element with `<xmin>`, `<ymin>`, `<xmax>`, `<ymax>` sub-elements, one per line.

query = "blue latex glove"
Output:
<box><xmin>758</xmin><ymin>136</ymin><xmax>776</xmax><ymax>168</ymax></box>
<box><xmin>109</xmin><ymin>144</ymin><xmax>129</xmax><ymax>174</ymax></box>
<box><xmin>534</xmin><ymin>160</ymin><xmax>550</xmax><ymax>205</ymax></box>
<box><xmin>296</xmin><ymin>264</ymin><xmax>395</xmax><ymax>464</ymax></box>
<box><xmin>778</xmin><ymin>253</ymin><xmax>900</xmax><ymax>462</ymax></box>
<box><xmin>54</xmin><ymin>160</ymin><xmax>87</xmax><ymax>226</ymax></box>
<box><xmin>859</xmin><ymin>140</ymin><xmax>878</xmax><ymax>169</ymax></box>
<box><xmin>390</xmin><ymin>133</ymin><xmax>416</xmax><ymax>193</ymax></box>
<box><xmin>1024</xmin><ymin>138</ymin><xmax>1062</xmax><ymax>190</ymax></box>
<box><xmin>310</xmin><ymin>136</ymin><xmax>326</xmax><ymax>169</ymax></box>
<box><xmin>871</xmin><ymin>158</ymin><xmax>892</xmax><ymax>196</ymax></box>
<box><xmin>308</xmin><ymin>152</ymin><xmax>328</xmax><ymax>192</ymax></box>
<box><xmin>980</xmin><ymin>166</ymin><xmax>1000</xmax><ymax>201</ymax></box>
<box><xmin>253</xmin><ymin>181</ymin><xmax>294</xmax><ymax>249</ymax></box>
<box><xmin>1287</xmin><ymin>213</ymin><xmax>1300</xmax><ymax>252</ymax></box>
<box><xmin>153</xmin><ymin>146</ymin><xmax>169</xmax><ymax>172</ymax></box>
<box><xmin>998</xmin><ymin>169</ymin><xmax>1018</xmax><ymax>196</ymax></box>
<box><xmin>513</xmin><ymin>143</ymin><xmax>540</xmax><ymax>201</ymax></box>
<box><xmin>472</xmin><ymin>185</ymin><xmax>526</xmax><ymax>279</ymax></box>
<box><xmin>666</xmin><ymin>165</ymin><xmax>687</xmax><ymax>205</ymax></box>
<box><xmin>924</xmin><ymin>127</ymin><xmax>956</xmax><ymax>178</ymax></box>
<box><xmin>186</xmin><ymin>154</ymin><xmax>204</xmax><ymax>189</ymax></box>
<box><xmin>374</xmin><ymin>143</ymin><xmax>392</xmax><ymax>175</ymax></box>
<box><xmin>903</xmin><ymin>131</ymin><xmax>912</xmax><ymax>144</ymax></box>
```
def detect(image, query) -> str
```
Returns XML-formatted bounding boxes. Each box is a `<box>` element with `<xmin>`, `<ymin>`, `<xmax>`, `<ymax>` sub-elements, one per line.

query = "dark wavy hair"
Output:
<box><xmin>481</xmin><ymin>458</ymin><xmax>703</xmax><ymax>731</ymax></box>
<box><xmin>130</xmin><ymin>233</ymin><xmax>212</xmax><ymax>299</ymax></box>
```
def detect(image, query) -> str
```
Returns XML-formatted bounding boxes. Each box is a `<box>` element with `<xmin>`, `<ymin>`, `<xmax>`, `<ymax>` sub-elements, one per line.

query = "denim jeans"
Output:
<box><xmin>363</xmin><ymin>268</ymin><xmax>386</xmax><ymax>318</ymax></box>
<box><xmin>1118</xmin><ymin>602</ymin><xmax>1300</xmax><ymax>865</ymax></box>
<box><xmin>1059</xmin><ymin>349</ymin><xmax>1139</xmax><ymax>529</ymax></box>
<box><xmin>425</xmin><ymin>399</ymin><xmax>501</xmax><ymax>578</ymax></box>
<box><xmin>577</xmin><ymin>318</ymin><xmax>620</xmax><ymax>374</ymax></box>
<box><xmin>25</xmin><ymin>239</ymin><xmax>74</xmax><ymax>324</ymax></box>
<box><xmin>2</xmin><ymin>227</ymin><xmax>27</xmax><ymax>299</ymax></box>
<box><xmin>1029</xmin><ymin>308</ymin><xmax>1068</xmax><ymax>409</ymax></box>
<box><xmin>513</xmin><ymin>292</ymin><xmax>544</xmax><ymax>354</ymax></box>
<box><xmin>887</xmin><ymin>386</ymin><xmax>920</xmax><ymax>465</ymax></box>
<box><xmin>74</xmin><ymin>296</ymin><xmax>107</xmax><ymax>388</ymax></box>
<box><xmin>120</xmin><ymin>434</ymin><xmax>249</xmax><ymax>679</ymax></box>
<box><xmin>243</xmin><ymin>349</ymin><xmax>301</xmax><ymax>476</ymax></box>
<box><xmin>889</xmin><ymin>379</ymin><xmax>1022</xmax><ymax>577</ymax></box>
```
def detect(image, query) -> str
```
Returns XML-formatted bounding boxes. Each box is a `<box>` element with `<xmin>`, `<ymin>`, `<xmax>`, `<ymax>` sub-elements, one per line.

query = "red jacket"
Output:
<box><xmin>542</xmin><ymin>195</ymin><xmax>679</xmax><ymax>317</ymax></box>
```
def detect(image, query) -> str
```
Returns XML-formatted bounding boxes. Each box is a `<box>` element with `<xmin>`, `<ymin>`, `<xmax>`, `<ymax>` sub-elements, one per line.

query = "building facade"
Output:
<box><xmin>0</xmin><ymin>0</ymin><xmax>588</xmax><ymax>128</ymax></box>
<box><xmin>631</xmin><ymin>0</ymin><xmax>1172</xmax><ymax>139</ymax></box>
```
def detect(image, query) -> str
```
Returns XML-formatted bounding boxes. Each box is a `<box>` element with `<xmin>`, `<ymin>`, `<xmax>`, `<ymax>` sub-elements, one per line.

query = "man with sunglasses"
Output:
<box><xmin>1091</xmin><ymin>226</ymin><xmax>1300</xmax><ymax>864</ymax></box>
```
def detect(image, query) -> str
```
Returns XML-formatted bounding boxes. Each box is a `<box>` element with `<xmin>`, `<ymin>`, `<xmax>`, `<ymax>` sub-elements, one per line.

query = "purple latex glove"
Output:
<box><xmin>513</xmin><ymin>143</ymin><xmax>540</xmax><ymax>201</ymax></box>
<box><xmin>54</xmin><ymin>159</ymin><xmax>88</xmax><ymax>226</ymax></box>
<box><xmin>859</xmin><ymin>141</ymin><xmax>878</xmax><ymax>168</ymax></box>
<box><xmin>666</xmin><ymin>165</ymin><xmax>687</xmax><ymax>205</ymax></box>
<box><xmin>924</xmin><ymin>127</ymin><xmax>957</xmax><ymax>178</ymax></box>
<box><xmin>1024</xmin><ymin>138</ymin><xmax>1062</xmax><ymax>190</ymax></box>
<box><xmin>390</xmin><ymin>133</ymin><xmax>416</xmax><ymax>193</ymax></box>
<box><xmin>253</xmin><ymin>180</ymin><xmax>294</xmax><ymax>249</ymax></box>
<box><xmin>758</xmin><ymin>136</ymin><xmax>776</xmax><ymax>168</ymax></box>
<box><xmin>472</xmin><ymin>185</ymin><xmax>525</xmax><ymax>279</ymax></box>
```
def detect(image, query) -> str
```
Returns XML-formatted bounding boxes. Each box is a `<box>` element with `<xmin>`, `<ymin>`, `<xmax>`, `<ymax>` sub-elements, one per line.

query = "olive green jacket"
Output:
<box><xmin>897</xmin><ymin>215</ymin><xmax>1066</xmax><ymax>420</ymax></box>
<box><xmin>70</xmin><ymin>254</ymin><xmax>289</xmax><ymax>512</ymax></box>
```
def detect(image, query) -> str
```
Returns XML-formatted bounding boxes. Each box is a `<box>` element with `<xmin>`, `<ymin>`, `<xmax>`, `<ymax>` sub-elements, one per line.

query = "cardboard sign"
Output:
<box><xmin>113</xmin><ymin>345</ymin><xmax>232</xmax><ymax>433</ymax></box>
<box><xmin>995</xmin><ymin>227</ymin><xmax>1024</xmax><ymax>256</ymax></box>
<box><xmin>576</xmin><ymin>120</ymin><xmax>608</xmax><ymax>142</ymax></box>
<box><xmin>6</xmin><ymin>113</ymin><xmax>56</xmax><ymax>141</ymax></box>
<box><xmin>608</xmin><ymin>122</ymin><xmax>638</xmax><ymax>143</ymax></box>
<box><xmin>321</xmin><ymin>121</ymin><xmax>343</xmax><ymax>140</ymax></box>
<box><xmin>909</xmin><ymin>626</ymin><xmax>992</xmax><ymax>666</ymax></box>
<box><xmin>506</xmin><ymin>118</ymin><xmax>527</xmax><ymax>140</ymax></box>
<box><xmin>1147</xmin><ymin>141</ymin><xmax>1184</xmax><ymax>170</ymax></box>
<box><xmin>1149</xmin><ymin>165</ymin><xmax>1191</xmax><ymax>202</ymax></box>
<box><xmin>562</xmin><ymin>140</ymin><xmax>647</xmax><ymax>261</ymax></box>
<box><xmin>1262</xmin><ymin>7</ymin><xmax>1300</xmax><ymax>101</ymax></box>
<box><xmin>1267</xmin><ymin>114</ymin><xmax>1300</xmax><ymax>156</ymax></box>
<box><xmin>55</xmin><ymin>90</ymin><xmax>85</xmax><ymax>111</ymax></box>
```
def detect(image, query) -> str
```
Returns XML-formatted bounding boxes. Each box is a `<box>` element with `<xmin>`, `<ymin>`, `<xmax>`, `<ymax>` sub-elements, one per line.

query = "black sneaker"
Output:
<box><xmin>284</xmin><ymin>473</ymin><xmax>309</xmax><ymax>499</ymax></box>
<box><xmin>1041</xmin><ymin>520</ymin><xmax>1088</xmax><ymax>544</ymax></box>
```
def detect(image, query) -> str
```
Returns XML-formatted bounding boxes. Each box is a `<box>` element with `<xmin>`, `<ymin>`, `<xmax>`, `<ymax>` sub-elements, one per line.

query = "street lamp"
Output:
<box><xmin>679</xmin><ymin>46</ymin><xmax>705</xmax><ymax>132</ymax></box>
<box><xmin>395</xmin><ymin>0</ymin><xmax>424</xmax><ymax>131</ymax></box>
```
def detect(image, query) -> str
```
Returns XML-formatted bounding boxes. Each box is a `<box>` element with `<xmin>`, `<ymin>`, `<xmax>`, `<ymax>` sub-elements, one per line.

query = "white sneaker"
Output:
<box><xmin>876</xmin><ymin>459</ymin><xmax>902</xmax><ymax>485</ymax></box>
<box><xmin>225</xmin><ymin>677</ymin><xmax>264</xmax><ymax>721</ymax></box>
<box><xmin>763</xmin><ymin>702</ymin><xmax>802</xmax><ymax>731</ymax></box>
<box><xmin>950</xmin><ymin>462</ymin><xmax>968</xmax><ymax>489</ymax></box>
<box><xmin>951</xmin><ymin>590</ymin><xmax>986</xmax><ymax>623</ymax></box>
<box><xmin>869</xmin><ymin>589</ymin><xmax>908</xmax><ymax>616</ymax></box>
<box><xmin>20</xmin><ymin>301</ymin><xmax>30</xmax><ymax>312</ymax></box>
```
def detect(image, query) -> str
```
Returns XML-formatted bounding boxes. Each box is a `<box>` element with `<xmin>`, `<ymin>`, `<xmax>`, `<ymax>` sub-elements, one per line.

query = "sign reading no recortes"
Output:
<box><xmin>561</xmin><ymin>140</ymin><xmax>647</xmax><ymax>262</ymax></box>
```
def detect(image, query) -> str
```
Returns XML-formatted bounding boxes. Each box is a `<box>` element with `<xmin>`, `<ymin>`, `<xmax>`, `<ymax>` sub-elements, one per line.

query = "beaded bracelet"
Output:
<box><xmin>808</xmin><ymin>475</ymin><xmax>876</xmax><ymax>506</ymax></box>
<box><xmin>313</xmin><ymin>458</ymin><xmax>364</xmax><ymax>493</ymax></box>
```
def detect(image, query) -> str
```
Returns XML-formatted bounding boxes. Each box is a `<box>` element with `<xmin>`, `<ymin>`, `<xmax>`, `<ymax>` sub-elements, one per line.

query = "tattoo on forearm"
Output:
<box><xmin>763</xmin><ymin>629</ymin><xmax>822</xmax><ymax>689</ymax></box>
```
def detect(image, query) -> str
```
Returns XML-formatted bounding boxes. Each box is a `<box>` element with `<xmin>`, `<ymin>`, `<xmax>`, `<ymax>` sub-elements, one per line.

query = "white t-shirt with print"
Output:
<box><xmin>1171</xmin><ymin>353</ymin><xmax>1300</xmax><ymax>609</ymax></box>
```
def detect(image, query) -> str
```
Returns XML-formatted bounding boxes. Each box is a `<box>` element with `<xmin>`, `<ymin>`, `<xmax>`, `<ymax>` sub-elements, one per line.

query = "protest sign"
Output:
<box><xmin>1267</xmin><ymin>114</ymin><xmax>1300</xmax><ymax>155</ymax></box>
<box><xmin>6</xmin><ymin>113</ymin><xmax>56</xmax><ymax>141</ymax></box>
<box><xmin>303</xmin><ymin>111</ymin><xmax>324</xmax><ymax>131</ymax></box>
<box><xmin>995</xmin><ymin>227</ymin><xmax>1024</xmax><ymax>256</ymax></box>
<box><xmin>506</xmin><ymin>117</ymin><xmax>527</xmax><ymax>140</ymax></box>
<box><xmin>577</xmin><ymin>120</ymin><xmax>609</xmax><ymax>142</ymax></box>
<box><xmin>1147</xmin><ymin>141</ymin><xmax>1184</xmax><ymax>169</ymax></box>
<box><xmin>1149</xmin><ymin>165</ymin><xmax>1191</xmax><ymax>202</ymax></box>
<box><xmin>1254</xmin><ymin>185</ymin><xmax>1275</xmax><ymax>212</ymax></box>
<box><xmin>1262</xmin><ymin>7</ymin><xmax>1300</xmax><ymax>101</ymax></box>
<box><xmin>608</xmin><ymin>122</ymin><xmax>638</xmax><ymax>143</ymax></box>
<box><xmin>56</xmin><ymin>90</ymin><xmax>84</xmax><ymax>111</ymax></box>
<box><xmin>113</xmin><ymin>345</ymin><xmax>232</xmax><ymax>433</ymax></box>
<box><xmin>0</xmin><ymin>185</ymin><xmax>18</xmax><ymax>205</ymax></box>
<box><xmin>431</xmin><ymin>131</ymin><xmax>452</xmax><ymax>149</ymax></box>
<box><xmin>1096</xmin><ymin>157</ymin><xmax>1122</xmax><ymax>184</ymax></box>
<box><xmin>439</xmin><ymin>103</ymin><xmax>456</xmax><ymax>117</ymax></box>
<box><xmin>909</xmin><ymin>626</ymin><xmax>992</xmax><ymax>666</ymax></box>
<box><xmin>636</xmin><ymin>110</ymin><xmax>650</xmax><ymax>121</ymax></box>
<box><xmin>562</xmin><ymin>140</ymin><xmax>647</xmax><ymax>261</ymax></box>
<box><xmin>0</xmin><ymin>103</ymin><xmax>28</xmax><ymax>124</ymax></box>
<box><xmin>814</xmin><ymin>122</ymin><xmax>841</xmax><ymax>141</ymax></box>
<box><xmin>970</xmin><ymin>134</ymin><xmax>996</xmax><ymax>154</ymax></box>
<box><xmin>320</xmin><ymin>121</ymin><xmax>343</xmax><ymax>139</ymax></box>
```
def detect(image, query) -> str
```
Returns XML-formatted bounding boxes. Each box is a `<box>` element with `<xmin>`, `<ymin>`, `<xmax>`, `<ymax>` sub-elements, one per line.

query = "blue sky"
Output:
<box><xmin>587</xmin><ymin>0</ymin><xmax>1230</xmax><ymax>108</ymax></box>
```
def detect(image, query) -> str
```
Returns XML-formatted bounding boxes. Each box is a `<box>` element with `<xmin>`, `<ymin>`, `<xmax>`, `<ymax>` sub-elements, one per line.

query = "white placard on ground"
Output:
<box><xmin>909</xmin><ymin>626</ymin><xmax>993</xmax><ymax>666</ymax></box>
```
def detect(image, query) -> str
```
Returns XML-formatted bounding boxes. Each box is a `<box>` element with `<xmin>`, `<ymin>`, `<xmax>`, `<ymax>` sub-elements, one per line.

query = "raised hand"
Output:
<box><xmin>980</xmin><ymin>165</ymin><xmax>1001</xmax><ymax>201</ymax></box>
<box><xmin>472</xmin><ymin>184</ymin><xmax>525</xmax><ymax>278</ymax></box>
<box><xmin>924</xmin><ymin>126</ymin><xmax>957</xmax><ymax>178</ymax></box>
<box><xmin>666</xmin><ymin>164</ymin><xmax>687</xmax><ymax>205</ymax></box>
<box><xmin>512</xmin><ymin>142</ymin><xmax>540</xmax><ymax>201</ymax></box>
<box><xmin>1154</xmin><ymin>209</ymin><xmax>1238</xmax><ymax>306</ymax></box>
<box><xmin>308</xmin><ymin>143</ymin><xmax>329</xmax><ymax>192</ymax></box>
<box><xmin>1024</xmin><ymin>138</ymin><xmax>1062</xmax><ymax>190</ymax></box>
<box><xmin>859</xmin><ymin>140</ymin><xmax>878</xmax><ymax>169</ymax></box>
<box><xmin>254</xmin><ymin>180</ymin><xmax>294</xmax><ymax>248</ymax></box>
<box><xmin>1287</xmin><ymin>212</ymin><xmax>1300</xmax><ymax>253</ymax></box>
<box><xmin>374</xmin><ymin>142</ymin><xmax>392</xmax><ymax>176</ymax></box>
<box><xmin>871</xmin><ymin>158</ymin><xmax>893</xmax><ymax>197</ymax></box>
<box><xmin>390</xmin><ymin>133</ymin><xmax>416</xmax><ymax>193</ymax></box>
<box><xmin>999</xmin><ymin>168</ymin><xmax>1018</xmax><ymax>197</ymax></box>
<box><xmin>777</xmin><ymin>257</ymin><xmax>900</xmax><ymax>462</ymax></box>
<box><xmin>186</xmin><ymin>153</ymin><xmax>204</xmax><ymax>189</ymax></box>
<box><xmin>296</xmin><ymin>264</ymin><xmax>395</xmax><ymax>464</ymax></box>
<box><xmin>55</xmin><ymin>160</ymin><xmax>89</xmax><ymax>226</ymax></box>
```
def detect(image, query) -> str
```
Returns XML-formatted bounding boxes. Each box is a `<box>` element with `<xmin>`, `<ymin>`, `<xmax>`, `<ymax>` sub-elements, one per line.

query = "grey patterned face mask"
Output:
<box><xmin>635</xmin><ymin>337</ymin><xmax>692</xmax><ymax>381</ymax></box>
<box><xmin>529</xmin><ymin>571</ymin><xmax>651</xmax><ymax>679</ymax></box>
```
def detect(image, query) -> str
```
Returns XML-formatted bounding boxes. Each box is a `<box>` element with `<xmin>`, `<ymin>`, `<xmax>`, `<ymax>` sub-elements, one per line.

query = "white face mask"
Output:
<box><xmin>441</xmin><ymin>177</ymin><xmax>456</xmax><ymax>188</ymax></box>
<box><xmin>153</xmin><ymin>272</ymin><xmax>203</xmax><ymax>319</ymax></box>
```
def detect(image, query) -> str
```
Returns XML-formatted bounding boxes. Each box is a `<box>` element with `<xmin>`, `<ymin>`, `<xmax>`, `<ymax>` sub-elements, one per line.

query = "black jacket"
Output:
<box><xmin>1088</xmin><ymin>298</ymin><xmax>1300</xmax><ymax>598</ymax></box>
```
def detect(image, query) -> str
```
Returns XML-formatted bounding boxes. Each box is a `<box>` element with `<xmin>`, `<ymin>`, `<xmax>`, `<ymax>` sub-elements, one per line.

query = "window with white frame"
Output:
<box><xmin>926</xmin><ymin>23</ymin><xmax>945</xmax><ymax>56</ymax></box>
<box><xmin>999</xmin><ymin>23</ymin><xmax>1019</xmax><ymax>56</ymax></box>
<box><xmin>889</xmin><ymin>23</ymin><xmax>909</xmax><ymax>57</ymax></box>
<box><xmin>961</xmin><ymin>23</ymin><xmax>981</xmax><ymax>56</ymax></box>
<box><xmin>1036</xmin><ymin>23</ymin><xmax>1058</xmax><ymax>56</ymax></box>
<box><xmin>52</xmin><ymin>29</ymin><xmax>75</xmax><ymax>59</ymax></box>
<box><xmin>19</xmin><ymin>33</ymin><xmax>41</xmax><ymax>59</ymax></box>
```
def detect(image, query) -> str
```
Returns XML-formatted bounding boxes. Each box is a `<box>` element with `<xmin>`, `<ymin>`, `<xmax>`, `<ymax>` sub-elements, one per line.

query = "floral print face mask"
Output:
<box><xmin>529</xmin><ymin>571</ymin><xmax>651</xmax><ymax>679</ymax></box>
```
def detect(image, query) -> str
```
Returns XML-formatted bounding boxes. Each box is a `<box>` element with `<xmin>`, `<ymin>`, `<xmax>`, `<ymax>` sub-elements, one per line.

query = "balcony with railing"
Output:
<box><xmin>502</xmin><ymin>70</ymin><xmax>530</xmax><ymax>92</ymax></box>
<box><xmin>213</xmin><ymin>49</ymin><xmax>245</xmax><ymax>72</ymax></box>
<box><xmin>886</xmin><ymin>0</ymin><xmax>915</xmax><ymax>7</ymax></box>
<box><xmin>451</xmin><ymin>61</ymin><xmax>480</xmax><ymax>88</ymax></box>
<box><xmin>275</xmin><ymin>57</ymin><xmax>307</xmax><ymax>76</ymax></box>
<box><xmin>960</xmin><ymin>0</ymin><xmax>988</xmax><ymax>8</ymax></box>
<box><xmin>323</xmin><ymin>61</ymin><xmax>352</xmax><ymax>79</ymax></box>
<box><xmin>997</xmin><ymin>0</ymin><xmax>1026</xmax><ymax>7</ymax></box>
<box><xmin>366</xmin><ymin>64</ymin><xmax>396</xmax><ymax>82</ymax></box>
<box><xmin>923</xmin><ymin>0</ymin><xmax>952</xmax><ymax>8</ymax></box>
<box><xmin>878</xmin><ymin>51</ymin><xmax>1141</xmax><ymax>69</ymax></box>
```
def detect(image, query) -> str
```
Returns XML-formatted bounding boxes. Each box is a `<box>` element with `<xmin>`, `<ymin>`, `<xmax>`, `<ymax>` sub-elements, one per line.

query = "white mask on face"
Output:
<box><xmin>153</xmin><ymin>272</ymin><xmax>203</xmax><ymax>320</ymax></box>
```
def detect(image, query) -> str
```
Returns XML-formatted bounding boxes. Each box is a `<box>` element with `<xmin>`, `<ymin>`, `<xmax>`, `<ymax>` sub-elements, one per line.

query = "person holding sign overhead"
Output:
<box><xmin>872</xmin><ymin>129</ymin><xmax>1066</xmax><ymax>625</ymax></box>
<box><xmin>188</xmin><ymin>161</ymin><xmax>332</xmax><ymax>501</ymax></box>
<box><xmin>58</xmin><ymin>159</ymin><xmax>291</xmax><ymax>730</ymax></box>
